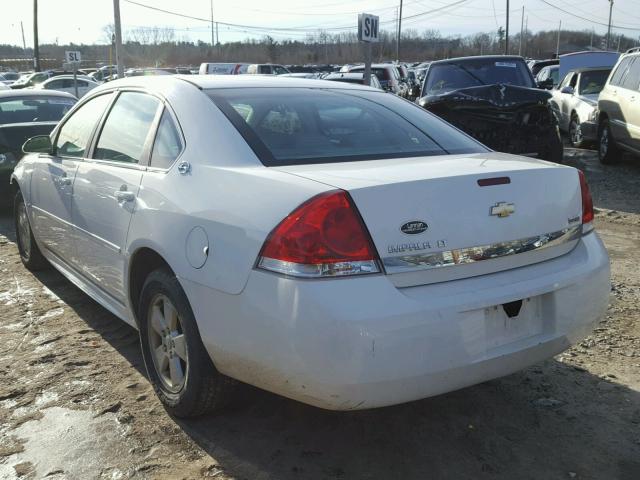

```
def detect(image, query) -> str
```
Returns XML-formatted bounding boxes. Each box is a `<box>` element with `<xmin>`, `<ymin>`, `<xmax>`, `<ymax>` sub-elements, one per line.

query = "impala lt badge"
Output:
<box><xmin>400</xmin><ymin>220</ymin><xmax>428</xmax><ymax>235</ymax></box>
<box><xmin>490</xmin><ymin>202</ymin><xmax>515</xmax><ymax>218</ymax></box>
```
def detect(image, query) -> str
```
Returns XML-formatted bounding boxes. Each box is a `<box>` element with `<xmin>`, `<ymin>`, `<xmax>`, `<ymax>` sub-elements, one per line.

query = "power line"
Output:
<box><xmin>124</xmin><ymin>0</ymin><xmax>471</xmax><ymax>35</ymax></box>
<box><xmin>538</xmin><ymin>0</ymin><xmax>640</xmax><ymax>32</ymax></box>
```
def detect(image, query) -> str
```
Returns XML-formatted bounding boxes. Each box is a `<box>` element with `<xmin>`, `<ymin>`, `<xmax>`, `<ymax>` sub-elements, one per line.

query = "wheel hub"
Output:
<box><xmin>147</xmin><ymin>294</ymin><xmax>188</xmax><ymax>393</ymax></box>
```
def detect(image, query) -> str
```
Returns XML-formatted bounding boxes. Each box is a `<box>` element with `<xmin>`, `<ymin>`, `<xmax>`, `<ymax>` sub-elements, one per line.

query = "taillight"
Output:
<box><xmin>257</xmin><ymin>190</ymin><xmax>381</xmax><ymax>278</ymax></box>
<box><xmin>578</xmin><ymin>170</ymin><xmax>594</xmax><ymax>232</ymax></box>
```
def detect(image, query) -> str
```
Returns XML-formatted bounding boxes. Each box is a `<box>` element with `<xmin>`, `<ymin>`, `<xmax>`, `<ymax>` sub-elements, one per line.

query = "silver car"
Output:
<box><xmin>551</xmin><ymin>67</ymin><xmax>612</xmax><ymax>148</ymax></box>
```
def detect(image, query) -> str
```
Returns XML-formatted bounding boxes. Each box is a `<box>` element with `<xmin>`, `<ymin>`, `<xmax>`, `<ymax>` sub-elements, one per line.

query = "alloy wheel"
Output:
<box><xmin>600</xmin><ymin>127</ymin><xmax>608</xmax><ymax>158</ymax></box>
<box><xmin>147</xmin><ymin>294</ymin><xmax>188</xmax><ymax>393</ymax></box>
<box><xmin>570</xmin><ymin>119</ymin><xmax>582</xmax><ymax>146</ymax></box>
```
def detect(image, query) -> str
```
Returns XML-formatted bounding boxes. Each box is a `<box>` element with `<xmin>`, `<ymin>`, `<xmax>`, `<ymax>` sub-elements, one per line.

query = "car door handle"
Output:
<box><xmin>114</xmin><ymin>190</ymin><xmax>135</xmax><ymax>202</ymax></box>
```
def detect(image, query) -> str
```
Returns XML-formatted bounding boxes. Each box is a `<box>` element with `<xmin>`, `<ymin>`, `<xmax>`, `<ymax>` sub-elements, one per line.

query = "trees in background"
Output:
<box><xmin>1</xmin><ymin>26</ymin><xmax>638</xmax><ymax>70</ymax></box>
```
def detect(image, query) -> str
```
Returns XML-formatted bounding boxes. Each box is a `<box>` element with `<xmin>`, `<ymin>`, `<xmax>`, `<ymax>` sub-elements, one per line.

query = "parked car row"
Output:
<box><xmin>529</xmin><ymin>48</ymin><xmax>640</xmax><ymax>165</ymax></box>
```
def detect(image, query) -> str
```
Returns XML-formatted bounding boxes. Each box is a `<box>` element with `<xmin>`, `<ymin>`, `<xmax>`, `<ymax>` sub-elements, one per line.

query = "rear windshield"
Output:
<box><xmin>425</xmin><ymin>59</ymin><xmax>535</xmax><ymax>95</ymax></box>
<box><xmin>350</xmin><ymin>67</ymin><xmax>390</xmax><ymax>82</ymax></box>
<box><xmin>579</xmin><ymin>69</ymin><xmax>611</xmax><ymax>95</ymax></box>
<box><xmin>0</xmin><ymin>96</ymin><xmax>76</xmax><ymax>124</ymax></box>
<box><xmin>208</xmin><ymin>87</ymin><xmax>487</xmax><ymax>166</ymax></box>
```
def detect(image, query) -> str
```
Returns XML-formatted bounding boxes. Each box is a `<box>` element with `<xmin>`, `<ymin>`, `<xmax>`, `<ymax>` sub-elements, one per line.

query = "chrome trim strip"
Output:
<box><xmin>31</xmin><ymin>204</ymin><xmax>73</xmax><ymax>228</ymax></box>
<box><xmin>383</xmin><ymin>225</ymin><xmax>582</xmax><ymax>274</ymax></box>
<box><xmin>73</xmin><ymin>224</ymin><xmax>121</xmax><ymax>253</ymax></box>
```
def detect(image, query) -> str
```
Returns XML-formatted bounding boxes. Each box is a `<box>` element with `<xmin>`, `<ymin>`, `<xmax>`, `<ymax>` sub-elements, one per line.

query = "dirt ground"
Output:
<box><xmin>1</xmin><ymin>146</ymin><xmax>639</xmax><ymax>480</ymax></box>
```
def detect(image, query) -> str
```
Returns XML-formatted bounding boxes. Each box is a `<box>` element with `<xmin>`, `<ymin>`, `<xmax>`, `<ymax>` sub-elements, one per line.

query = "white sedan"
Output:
<box><xmin>35</xmin><ymin>75</ymin><xmax>99</xmax><ymax>98</ymax></box>
<box><xmin>11</xmin><ymin>75</ymin><xmax>610</xmax><ymax>416</ymax></box>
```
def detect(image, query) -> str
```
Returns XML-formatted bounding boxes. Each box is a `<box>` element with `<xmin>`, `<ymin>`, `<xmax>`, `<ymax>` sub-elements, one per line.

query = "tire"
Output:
<box><xmin>540</xmin><ymin>125</ymin><xmax>564</xmax><ymax>163</ymax></box>
<box><xmin>598</xmin><ymin>118</ymin><xmax>618</xmax><ymax>164</ymax></box>
<box><xmin>13</xmin><ymin>190</ymin><xmax>48</xmax><ymax>271</ymax></box>
<box><xmin>569</xmin><ymin>113</ymin><xmax>586</xmax><ymax>148</ymax></box>
<box><xmin>138</xmin><ymin>268</ymin><xmax>235</xmax><ymax>417</ymax></box>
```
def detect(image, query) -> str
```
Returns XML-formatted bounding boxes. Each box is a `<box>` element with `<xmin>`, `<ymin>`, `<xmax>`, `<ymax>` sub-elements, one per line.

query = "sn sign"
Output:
<box><xmin>358</xmin><ymin>13</ymin><xmax>380</xmax><ymax>43</ymax></box>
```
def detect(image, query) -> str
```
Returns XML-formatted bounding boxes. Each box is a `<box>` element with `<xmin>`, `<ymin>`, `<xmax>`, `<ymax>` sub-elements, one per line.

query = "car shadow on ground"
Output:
<box><xmin>1</xmin><ymin>213</ymin><xmax>639</xmax><ymax>480</ymax></box>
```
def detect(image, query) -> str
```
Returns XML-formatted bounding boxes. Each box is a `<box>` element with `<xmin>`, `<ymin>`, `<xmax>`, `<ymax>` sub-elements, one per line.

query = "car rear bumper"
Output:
<box><xmin>183</xmin><ymin>231</ymin><xmax>610</xmax><ymax>410</ymax></box>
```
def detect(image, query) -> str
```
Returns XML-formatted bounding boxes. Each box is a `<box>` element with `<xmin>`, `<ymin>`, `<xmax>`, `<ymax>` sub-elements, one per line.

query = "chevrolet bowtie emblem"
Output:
<box><xmin>490</xmin><ymin>202</ymin><xmax>515</xmax><ymax>218</ymax></box>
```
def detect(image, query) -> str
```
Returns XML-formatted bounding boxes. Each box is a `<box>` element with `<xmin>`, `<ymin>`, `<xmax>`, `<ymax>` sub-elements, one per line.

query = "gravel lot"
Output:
<box><xmin>0</xmin><ymin>147</ymin><xmax>639</xmax><ymax>480</ymax></box>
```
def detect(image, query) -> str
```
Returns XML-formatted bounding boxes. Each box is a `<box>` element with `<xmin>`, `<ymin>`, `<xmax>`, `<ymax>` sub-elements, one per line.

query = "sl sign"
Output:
<box><xmin>65</xmin><ymin>51</ymin><xmax>81</xmax><ymax>63</ymax></box>
<box><xmin>358</xmin><ymin>13</ymin><xmax>379</xmax><ymax>43</ymax></box>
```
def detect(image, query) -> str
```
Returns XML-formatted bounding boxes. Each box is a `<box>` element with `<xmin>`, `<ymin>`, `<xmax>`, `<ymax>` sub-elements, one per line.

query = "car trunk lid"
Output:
<box><xmin>275</xmin><ymin>152</ymin><xmax>583</xmax><ymax>287</ymax></box>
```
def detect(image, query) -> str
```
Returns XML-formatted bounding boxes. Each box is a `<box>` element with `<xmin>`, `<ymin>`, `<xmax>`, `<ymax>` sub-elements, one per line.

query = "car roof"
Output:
<box><xmin>96</xmin><ymin>74</ymin><xmax>372</xmax><ymax>92</ymax></box>
<box><xmin>429</xmin><ymin>55</ymin><xmax>527</xmax><ymax>65</ymax></box>
<box><xmin>326</xmin><ymin>72</ymin><xmax>366</xmax><ymax>78</ymax></box>
<box><xmin>42</xmin><ymin>75</ymin><xmax>93</xmax><ymax>81</ymax></box>
<box><xmin>0</xmin><ymin>89</ymin><xmax>77</xmax><ymax>99</ymax></box>
<box><xmin>349</xmin><ymin>64</ymin><xmax>396</xmax><ymax>69</ymax></box>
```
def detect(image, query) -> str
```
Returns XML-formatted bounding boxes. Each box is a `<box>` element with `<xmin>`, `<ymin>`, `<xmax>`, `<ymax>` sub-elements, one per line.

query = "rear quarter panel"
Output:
<box><xmin>126</xmin><ymin>83</ymin><xmax>329</xmax><ymax>296</ymax></box>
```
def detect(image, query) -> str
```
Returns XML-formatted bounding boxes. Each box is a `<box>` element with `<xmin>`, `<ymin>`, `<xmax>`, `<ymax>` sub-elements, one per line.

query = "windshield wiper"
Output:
<box><xmin>454</xmin><ymin>64</ymin><xmax>486</xmax><ymax>86</ymax></box>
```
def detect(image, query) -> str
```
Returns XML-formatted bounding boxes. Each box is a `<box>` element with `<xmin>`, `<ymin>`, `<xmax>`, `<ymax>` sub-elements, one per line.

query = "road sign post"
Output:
<box><xmin>64</xmin><ymin>51</ymin><xmax>82</xmax><ymax>98</ymax></box>
<box><xmin>358</xmin><ymin>13</ymin><xmax>379</xmax><ymax>87</ymax></box>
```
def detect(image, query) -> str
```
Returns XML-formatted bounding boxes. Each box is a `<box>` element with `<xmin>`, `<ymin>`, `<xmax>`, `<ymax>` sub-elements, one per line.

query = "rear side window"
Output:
<box><xmin>150</xmin><ymin>110</ymin><xmax>183</xmax><ymax>169</ymax></box>
<box><xmin>610</xmin><ymin>57</ymin><xmax>632</xmax><ymax>86</ymax></box>
<box><xmin>94</xmin><ymin>92</ymin><xmax>161</xmax><ymax>164</ymax></box>
<box><xmin>621</xmin><ymin>57</ymin><xmax>640</xmax><ymax>91</ymax></box>
<box><xmin>208</xmin><ymin>87</ymin><xmax>487</xmax><ymax>166</ymax></box>
<box><xmin>55</xmin><ymin>93</ymin><xmax>111</xmax><ymax>157</ymax></box>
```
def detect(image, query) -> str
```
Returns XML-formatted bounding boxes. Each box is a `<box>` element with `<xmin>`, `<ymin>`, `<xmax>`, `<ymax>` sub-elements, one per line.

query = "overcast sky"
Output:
<box><xmin>2</xmin><ymin>0</ymin><xmax>639</xmax><ymax>47</ymax></box>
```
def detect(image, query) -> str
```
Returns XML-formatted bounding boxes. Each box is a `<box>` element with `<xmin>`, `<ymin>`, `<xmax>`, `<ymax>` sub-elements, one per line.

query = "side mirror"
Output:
<box><xmin>22</xmin><ymin>135</ymin><xmax>52</xmax><ymax>154</ymax></box>
<box><xmin>561</xmin><ymin>86</ymin><xmax>575</xmax><ymax>95</ymax></box>
<box><xmin>537</xmin><ymin>79</ymin><xmax>553</xmax><ymax>90</ymax></box>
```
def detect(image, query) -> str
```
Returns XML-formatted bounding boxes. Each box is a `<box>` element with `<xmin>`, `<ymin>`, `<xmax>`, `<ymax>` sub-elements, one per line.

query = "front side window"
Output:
<box><xmin>55</xmin><ymin>93</ymin><xmax>112</xmax><ymax>157</ymax></box>
<box><xmin>150</xmin><ymin>110</ymin><xmax>183</xmax><ymax>169</ymax></box>
<box><xmin>537</xmin><ymin>68</ymin><xmax>548</xmax><ymax>81</ymax></box>
<box><xmin>559</xmin><ymin>73</ymin><xmax>574</xmax><ymax>89</ymax></box>
<box><xmin>209</xmin><ymin>88</ymin><xmax>487</xmax><ymax>166</ymax></box>
<box><xmin>94</xmin><ymin>92</ymin><xmax>161</xmax><ymax>164</ymax></box>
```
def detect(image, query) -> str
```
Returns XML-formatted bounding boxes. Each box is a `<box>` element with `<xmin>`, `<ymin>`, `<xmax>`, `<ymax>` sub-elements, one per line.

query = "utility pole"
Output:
<box><xmin>556</xmin><ymin>20</ymin><xmax>561</xmax><ymax>57</ymax></box>
<box><xmin>113</xmin><ymin>0</ymin><xmax>124</xmax><ymax>78</ymax></box>
<box><xmin>210</xmin><ymin>0</ymin><xmax>215</xmax><ymax>48</ymax></box>
<box><xmin>590</xmin><ymin>27</ymin><xmax>594</xmax><ymax>48</ymax></box>
<box><xmin>20</xmin><ymin>21</ymin><xmax>27</xmax><ymax>51</ymax></box>
<box><xmin>505</xmin><ymin>0</ymin><xmax>510</xmax><ymax>55</ymax></box>
<box><xmin>524</xmin><ymin>16</ymin><xmax>528</xmax><ymax>57</ymax></box>
<box><xmin>519</xmin><ymin>5</ymin><xmax>524</xmax><ymax>56</ymax></box>
<box><xmin>606</xmin><ymin>0</ymin><xmax>614</xmax><ymax>50</ymax></box>
<box><xmin>33</xmin><ymin>0</ymin><xmax>40</xmax><ymax>71</ymax></box>
<box><xmin>396</xmin><ymin>0</ymin><xmax>403</xmax><ymax>62</ymax></box>
<box><xmin>216</xmin><ymin>22</ymin><xmax>219</xmax><ymax>45</ymax></box>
